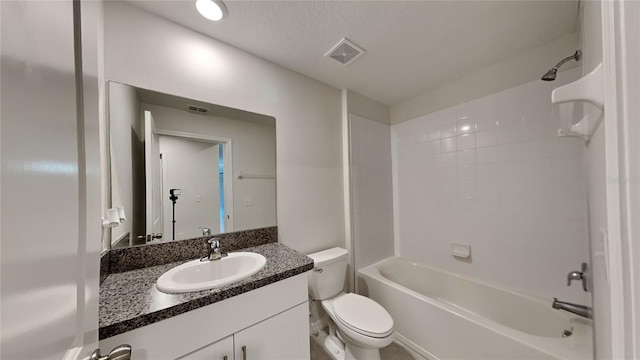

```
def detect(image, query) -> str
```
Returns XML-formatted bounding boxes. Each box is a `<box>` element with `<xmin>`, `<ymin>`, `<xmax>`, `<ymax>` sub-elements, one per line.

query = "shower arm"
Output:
<box><xmin>551</xmin><ymin>50</ymin><xmax>582</xmax><ymax>71</ymax></box>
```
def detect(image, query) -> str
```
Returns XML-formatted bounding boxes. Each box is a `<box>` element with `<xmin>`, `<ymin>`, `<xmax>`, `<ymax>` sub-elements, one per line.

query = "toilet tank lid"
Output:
<box><xmin>307</xmin><ymin>247</ymin><xmax>348</xmax><ymax>267</ymax></box>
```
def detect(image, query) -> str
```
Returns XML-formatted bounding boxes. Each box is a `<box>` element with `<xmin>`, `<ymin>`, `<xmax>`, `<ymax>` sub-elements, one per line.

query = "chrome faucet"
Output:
<box><xmin>552</xmin><ymin>298</ymin><xmax>592</xmax><ymax>319</ymax></box>
<box><xmin>201</xmin><ymin>238</ymin><xmax>227</xmax><ymax>261</ymax></box>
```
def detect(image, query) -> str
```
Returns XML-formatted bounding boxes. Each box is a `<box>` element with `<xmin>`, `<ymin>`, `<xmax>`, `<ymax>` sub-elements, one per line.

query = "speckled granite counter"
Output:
<box><xmin>99</xmin><ymin>242</ymin><xmax>313</xmax><ymax>339</ymax></box>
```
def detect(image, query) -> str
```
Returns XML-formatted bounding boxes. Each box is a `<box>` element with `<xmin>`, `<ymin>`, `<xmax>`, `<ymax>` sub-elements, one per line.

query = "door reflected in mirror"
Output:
<box><xmin>108</xmin><ymin>81</ymin><xmax>276</xmax><ymax>249</ymax></box>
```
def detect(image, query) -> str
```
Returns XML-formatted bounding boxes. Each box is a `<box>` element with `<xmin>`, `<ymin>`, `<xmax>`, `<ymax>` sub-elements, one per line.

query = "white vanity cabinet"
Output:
<box><xmin>99</xmin><ymin>273</ymin><xmax>310</xmax><ymax>360</ymax></box>
<box><xmin>177</xmin><ymin>303</ymin><xmax>308</xmax><ymax>360</ymax></box>
<box><xmin>233</xmin><ymin>302</ymin><xmax>309</xmax><ymax>360</ymax></box>
<box><xmin>178</xmin><ymin>336</ymin><xmax>233</xmax><ymax>360</ymax></box>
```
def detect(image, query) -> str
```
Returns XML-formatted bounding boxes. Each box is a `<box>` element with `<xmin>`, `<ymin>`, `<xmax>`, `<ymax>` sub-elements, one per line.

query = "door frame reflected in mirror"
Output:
<box><xmin>154</xmin><ymin>128</ymin><xmax>234</xmax><ymax>240</ymax></box>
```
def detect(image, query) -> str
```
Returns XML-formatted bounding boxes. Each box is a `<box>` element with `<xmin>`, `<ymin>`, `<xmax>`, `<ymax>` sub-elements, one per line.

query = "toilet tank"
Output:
<box><xmin>307</xmin><ymin>247</ymin><xmax>348</xmax><ymax>300</ymax></box>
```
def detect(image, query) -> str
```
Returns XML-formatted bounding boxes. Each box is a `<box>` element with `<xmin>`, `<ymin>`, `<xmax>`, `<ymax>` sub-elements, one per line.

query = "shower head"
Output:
<box><xmin>541</xmin><ymin>50</ymin><xmax>582</xmax><ymax>81</ymax></box>
<box><xmin>541</xmin><ymin>68</ymin><xmax>558</xmax><ymax>81</ymax></box>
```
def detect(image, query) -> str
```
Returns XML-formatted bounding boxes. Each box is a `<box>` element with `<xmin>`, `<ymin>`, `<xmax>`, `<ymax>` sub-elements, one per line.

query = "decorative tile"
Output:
<box><xmin>391</xmin><ymin>68</ymin><xmax>589</xmax><ymax>303</ymax></box>
<box><xmin>457</xmin><ymin>134</ymin><xmax>476</xmax><ymax>151</ymax></box>
<box><xmin>457</xmin><ymin>150</ymin><xmax>475</xmax><ymax>167</ymax></box>
<box><xmin>476</xmin><ymin>129</ymin><xmax>497</xmax><ymax>148</ymax></box>
<box><xmin>439</xmin><ymin>121</ymin><xmax>457</xmax><ymax>139</ymax></box>
<box><xmin>456</xmin><ymin>117</ymin><xmax>476</xmax><ymax>135</ymax></box>
<box><xmin>440</xmin><ymin>137</ymin><xmax>457</xmax><ymax>153</ymax></box>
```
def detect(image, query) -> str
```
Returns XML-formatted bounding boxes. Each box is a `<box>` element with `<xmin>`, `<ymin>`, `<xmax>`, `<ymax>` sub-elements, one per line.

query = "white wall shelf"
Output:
<box><xmin>557</xmin><ymin>112</ymin><xmax>604</xmax><ymax>143</ymax></box>
<box><xmin>552</xmin><ymin>62</ymin><xmax>604</xmax><ymax>109</ymax></box>
<box><xmin>552</xmin><ymin>62</ymin><xmax>605</xmax><ymax>142</ymax></box>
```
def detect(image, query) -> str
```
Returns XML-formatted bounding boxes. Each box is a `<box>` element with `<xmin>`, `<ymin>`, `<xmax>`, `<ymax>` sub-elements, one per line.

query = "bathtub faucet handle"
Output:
<box><xmin>566</xmin><ymin>262</ymin><xmax>589</xmax><ymax>292</ymax></box>
<box><xmin>566</xmin><ymin>271</ymin><xmax>583</xmax><ymax>286</ymax></box>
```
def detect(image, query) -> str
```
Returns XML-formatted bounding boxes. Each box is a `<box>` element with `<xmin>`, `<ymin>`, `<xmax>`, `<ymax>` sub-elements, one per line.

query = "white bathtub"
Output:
<box><xmin>359</xmin><ymin>257</ymin><xmax>593</xmax><ymax>360</ymax></box>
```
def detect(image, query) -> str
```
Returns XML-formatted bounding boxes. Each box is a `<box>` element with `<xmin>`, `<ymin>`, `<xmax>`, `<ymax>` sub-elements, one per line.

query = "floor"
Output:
<box><xmin>310</xmin><ymin>335</ymin><xmax>419</xmax><ymax>360</ymax></box>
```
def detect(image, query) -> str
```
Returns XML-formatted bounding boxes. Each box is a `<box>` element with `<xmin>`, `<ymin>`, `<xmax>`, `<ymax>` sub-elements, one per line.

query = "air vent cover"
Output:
<box><xmin>325</xmin><ymin>38</ymin><xmax>365</xmax><ymax>66</ymax></box>
<box><xmin>187</xmin><ymin>105</ymin><xmax>209</xmax><ymax>114</ymax></box>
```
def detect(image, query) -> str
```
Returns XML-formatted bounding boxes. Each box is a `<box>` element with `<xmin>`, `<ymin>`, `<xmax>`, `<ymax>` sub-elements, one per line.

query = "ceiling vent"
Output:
<box><xmin>187</xmin><ymin>105</ymin><xmax>209</xmax><ymax>114</ymax></box>
<box><xmin>325</xmin><ymin>38</ymin><xmax>365</xmax><ymax>66</ymax></box>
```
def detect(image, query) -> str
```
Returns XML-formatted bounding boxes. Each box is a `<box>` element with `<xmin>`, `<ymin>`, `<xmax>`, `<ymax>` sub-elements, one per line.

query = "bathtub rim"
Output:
<box><xmin>366</xmin><ymin>256</ymin><xmax>578</xmax><ymax>307</ymax></box>
<box><xmin>358</xmin><ymin>256</ymin><xmax>593</xmax><ymax>360</ymax></box>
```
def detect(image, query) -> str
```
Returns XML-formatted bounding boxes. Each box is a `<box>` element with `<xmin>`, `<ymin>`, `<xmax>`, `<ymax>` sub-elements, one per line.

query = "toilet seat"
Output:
<box><xmin>332</xmin><ymin>293</ymin><xmax>394</xmax><ymax>338</ymax></box>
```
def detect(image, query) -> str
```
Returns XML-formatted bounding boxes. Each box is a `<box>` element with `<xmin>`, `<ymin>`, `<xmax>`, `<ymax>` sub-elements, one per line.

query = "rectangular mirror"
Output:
<box><xmin>107</xmin><ymin>81</ymin><xmax>276</xmax><ymax>249</ymax></box>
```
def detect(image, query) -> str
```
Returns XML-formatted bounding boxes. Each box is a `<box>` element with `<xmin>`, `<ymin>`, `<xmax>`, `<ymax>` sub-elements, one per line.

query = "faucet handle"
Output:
<box><xmin>566</xmin><ymin>262</ymin><xmax>589</xmax><ymax>292</ymax></box>
<box><xmin>567</xmin><ymin>271</ymin><xmax>583</xmax><ymax>286</ymax></box>
<box><xmin>207</xmin><ymin>237</ymin><xmax>220</xmax><ymax>248</ymax></box>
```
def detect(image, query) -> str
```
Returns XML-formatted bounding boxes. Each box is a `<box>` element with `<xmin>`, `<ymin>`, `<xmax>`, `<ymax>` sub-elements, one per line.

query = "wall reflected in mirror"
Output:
<box><xmin>108</xmin><ymin>81</ymin><xmax>276</xmax><ymax>249</ymax></box>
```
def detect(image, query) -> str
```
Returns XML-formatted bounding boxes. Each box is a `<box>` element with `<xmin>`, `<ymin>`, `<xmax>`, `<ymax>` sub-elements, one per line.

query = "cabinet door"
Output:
<box><xmin>234</xmin><ymin>303</ymin><xmax>309</xmax><ymax>360</ymax></box>
<box><xmin>178</xmin><ymin>335</ymin><xmax>234</xmax><ymax>360</ymax></box>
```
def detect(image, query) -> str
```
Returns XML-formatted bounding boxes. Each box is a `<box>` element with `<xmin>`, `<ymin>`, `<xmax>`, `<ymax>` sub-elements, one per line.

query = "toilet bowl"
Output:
<box><xmin>323</xmin><ymin>293</ymin><xmax>394</xmax><ymax>356</ymax></box>
<box><xmin>307</xmin><ymin>248</ymin><xmax>394</xmax><ymax>360</ymax></box>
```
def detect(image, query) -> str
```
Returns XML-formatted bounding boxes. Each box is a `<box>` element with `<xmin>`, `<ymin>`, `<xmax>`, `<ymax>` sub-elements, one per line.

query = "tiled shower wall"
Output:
<box><xmin>392</xmin><ymin>68</ymin><xmax>590</xmax><ymax>303</ymax></box>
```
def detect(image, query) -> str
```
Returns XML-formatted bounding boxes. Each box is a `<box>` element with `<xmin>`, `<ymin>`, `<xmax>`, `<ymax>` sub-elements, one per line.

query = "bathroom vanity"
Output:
<box><xmin>99</xmin><ymin>233</ymin><xmax>313</xmax><ymax>360</ymax></box>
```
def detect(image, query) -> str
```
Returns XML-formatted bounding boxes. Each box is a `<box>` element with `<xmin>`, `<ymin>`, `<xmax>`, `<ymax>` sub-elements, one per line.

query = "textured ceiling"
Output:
<box><xmin>124</xmin><ymin>0</ymin><xmax>579</xmax><ymax>105</ymax></box>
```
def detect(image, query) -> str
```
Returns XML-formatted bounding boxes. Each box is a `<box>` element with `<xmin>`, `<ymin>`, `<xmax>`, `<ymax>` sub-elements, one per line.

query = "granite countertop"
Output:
<box><xmin>99</xmin><ymin>242</ymin><xmax>313</xmax><ymax>339</ymax></box>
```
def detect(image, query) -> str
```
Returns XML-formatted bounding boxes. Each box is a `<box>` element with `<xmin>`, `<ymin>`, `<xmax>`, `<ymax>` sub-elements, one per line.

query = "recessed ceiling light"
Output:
<box><xmin>196</xmin><ymin>0</ymin><xmax>228</xmax><ymax>21</ymax></box>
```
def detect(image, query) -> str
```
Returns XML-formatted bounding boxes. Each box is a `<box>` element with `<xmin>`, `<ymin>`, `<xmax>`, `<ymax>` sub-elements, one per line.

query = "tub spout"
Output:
<box><xmin>552</xmin><ymin>298</ymin><xmax>592</xmax><ymax>319</ymax></box>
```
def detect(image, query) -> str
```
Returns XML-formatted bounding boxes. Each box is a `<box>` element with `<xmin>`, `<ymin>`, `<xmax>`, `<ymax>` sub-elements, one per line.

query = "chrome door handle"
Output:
<box><xmin>223</xmin><ymin>356</ymin><xmax>228</xmax><ymax>360</ymax></box>
<box><xmin>140</xmin><ymin>233</ymin><xmax>163</xmax><ymax>242</ymax></box>
<box><xmin>242</xmin><ymin>345</ymin><xmax>247</xmax><ymax>360</ymax></box>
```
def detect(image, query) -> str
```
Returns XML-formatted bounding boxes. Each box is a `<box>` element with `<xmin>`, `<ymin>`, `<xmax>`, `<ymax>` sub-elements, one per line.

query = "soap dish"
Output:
<box><xmin>451</xmin><ymin>243</ymin><xmax>471</xmax><ymax>258</ymax></box>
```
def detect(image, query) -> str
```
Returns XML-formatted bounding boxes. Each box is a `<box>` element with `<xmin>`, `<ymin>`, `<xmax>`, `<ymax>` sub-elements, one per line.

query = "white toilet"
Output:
<box><xmin>307</xmin><ymin>247</ymin><xmax>394</xmax><ymax>360</ymax></box>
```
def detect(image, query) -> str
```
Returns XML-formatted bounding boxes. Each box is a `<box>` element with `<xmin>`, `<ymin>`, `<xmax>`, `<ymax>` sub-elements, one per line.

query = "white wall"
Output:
<box><xmin>159</xmin><ymin>136</ymin><xmax>220</xmax><ymax>239</ymax></box>
<box><xmin>391</xmin><ymin>33</ymin><xmax>580</xmax><ymax>125</ymax></box>
<box><xmin>108</xmin><ymin>82</ymin><xmax>142</xmax><ymax>245</ymax></box>
<box><xmin>349</xmin><ymin>115</ymin><xmax>394</xmax><ymax>289</ymax></box>
<box><xmin>580</xmin><ymin>1</ymin><xmax>610</xmax><ymax>358</ymax></box>
<box><xmin>346</xmin><ymin>90</ymin><xmax>391</xmax><ymax>125</ymax></box>
<box><xmin>103</xmin><ymin>1</ymin><xmax>344</xmax><ymax>254</ymax></box>
<box><xmin>1</xmin><ymin>2</ymin><xmax>79</xmax><ymax>358</ymax></box>
<box><xmin>1</xmin><ymin>0</ymin><xmax>101</xmax><ymax>357</ymax></box>
<box><xmin>145</xmin><ymin>103</ymin><xmax>277</xmax><ymax>234</ymax></box>
<box><xmin>578</xmin><ymin>2</ymin><xmax>640</xmax><ymax>357</ymax></box>
<box><xmin>614</xmin><ymin>2</ymin><xmax>640</xmax><ymax>356</ymax></box>
<box><xmin>392</xmin><ymin>68</ymin><xmax>590</xmax><ymax>303</ymax></box>
<box><xmin>342</xmin><ymin>90</ymin><xmax>394</xmax><ymax>294</ymax></box>
<box><xmin>80</xmin><ymin>0</ymin><xmax>104</xmax><ymax>351</ymax></box>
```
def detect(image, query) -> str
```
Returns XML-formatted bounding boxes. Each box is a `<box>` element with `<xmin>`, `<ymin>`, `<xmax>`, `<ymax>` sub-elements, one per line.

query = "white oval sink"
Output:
<box><xmin>156</xmin><ymin>252</ymin><xmax>267</xmax><ymax>294</ymax></box>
